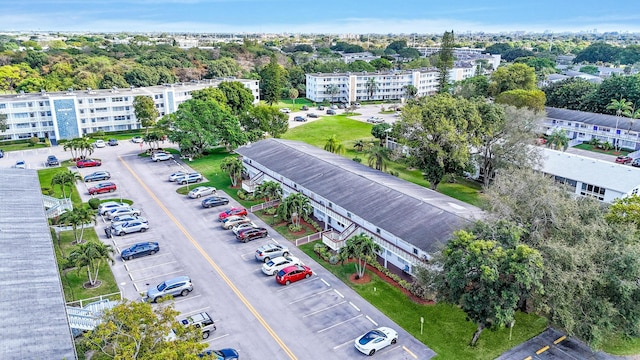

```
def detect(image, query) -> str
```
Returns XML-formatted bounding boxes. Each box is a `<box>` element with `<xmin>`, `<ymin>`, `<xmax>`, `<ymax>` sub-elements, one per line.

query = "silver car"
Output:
<box><xmin>111</xmin><ymin>215</ymin><xmax>147</xmax><ymax>227</ymax></box>
<box><xmin>106</xmin><ymin>207</ymin><xmax>141</xmax><ymax>220</ymax></box>
<box><xmin>147</xmin><ymin>276</ymin><xmax>193</xmax><ymax>303</ymax></box>
<box><xmin>255</xmin><ymin>243</ymin><xmax>290</xmax><ymax>262</ymax></box>
<box><xmin>232</xmin><ymin>222</ymin><xmax>257</xmax><ymax>235</ymax></box>
<box><xmin>111</xmin><ymin>220</ymin><xmax>149</xmax><ymax>236</ymax></box>
<box><xmin>188</xmin><ymin>186</ymin><xmax>216</xmax><ymax>198</ymax></box>
<box><xmin>98</xmin><ymin>201</ymin><xmax>128</xmax><ymax>215</ymax></box>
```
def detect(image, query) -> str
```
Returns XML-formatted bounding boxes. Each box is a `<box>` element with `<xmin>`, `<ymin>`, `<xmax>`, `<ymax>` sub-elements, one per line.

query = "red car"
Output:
<box><xmin>615</xmin><ymin>156</ymin><xmax>633</xmax><ymax>164</ymax></box>
<box><xmin>276</xmin><ymin>264</ymin><xmax>313</xmax><ymax>285</ymax></box>
<box><xmin>77</xmin><ymin>158</ymin><xmax>102</xmax><ymax>168</ymax></box>
<box><xmin>88</xmin><ymin>182</ymin><xmax>117</xmax><ymax>195</ymax></box>
<box><xmin>218</xmin><ymin>207</ymin><xmax>248</xmax><ymax>221</ymax></box>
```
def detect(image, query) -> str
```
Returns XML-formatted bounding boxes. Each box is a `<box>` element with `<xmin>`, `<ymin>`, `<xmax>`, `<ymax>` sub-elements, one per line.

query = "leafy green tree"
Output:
<box><xmin>50</xmin><ymin>170</ymin><xmax>82</xmax><ymax>199</ymax></box>
<box><xmin>219</xmin><ymin>156</ymin><xmax>244</xmax><ymax>187</ymax></box>
<box><xmin>369</xmin><ymin>58</ymin><xmax>392</xmax><ymax>70</ymax></box>
<box><xmin>495</xmin><ymin>89</ymin><xmax>546</xmax><ymax>111</ymax></box>
<box><xmin>260</xmin><ymin>56</ymin><xmax>286</xmax><ymax>105</ymax></box>
<box><xmin>99</xmin><ymin>72</ymin><xmax>129</xmax><ymax>89</ymax></box>
<box><xmin>353</xmin><ymin>139</ymin><xmax>365</xmax><ymax>152</ymax></box>
<box><xmin>325</xmin><ymin>84</ymin><xmax>340</xmax><ymax>103</ymax></box>
<box><xmin>574</xmin><ymin>42</ymin><xmax>619</xmax><ymax>63</ymax></box>
<box><xmin>606</xmin><ymin>195</ymin><xmax>640</xmax><ymax>229</ymax></box>
<box><xmin>255</xmin><ymin>180</ymin><xmax>283</xmax><ymax>202</ymax></box>
<box><xmin>276</xmin><ymin>193</ymin><xmax>312</xmax><ymax>227</ymax></box>
<box><xmin>436</xmin><ymin>31</ymin><xmax>455</xmax><ymax>94</ymax></box>
<box><xmin>323</xmin><ymin>134</ymin><xmax>345</xmax><ymax>154</ymax></box>
<box><xmin>288</xmin><ymin>88</ymin><xmax>299</xmax><ymax>108</ymax></box>
<box><xmin>242</xmin><ymin>104</ymin><xmax>288</xmax><ymax>139</ymax></box>
<box><xmin>347</xmin><ymin>60</ymin><xmax>376</xmax><ymax>72</ymax></box>
<box><xmin>403</xmin><ymin>84</ymin><xmax>418</xmax><ymax>99</ymax></box>
<box><xmin>204</xmin><ymin>57</ymin><xmax>241</xmax><ymax>78</ymax></box>
<box><xmin>488</xmin><ymin>63</ymin><xmax>537</xmax><ymax>97</ymax></box>
<box><xmin>68</xmin><ymin>240</ymin><xmax>114</xmax><ymax>287</ymax></box>
<box><xmin>83</xmin><ymin>300</ymin><xmax>207</xmax><ymax>359</ymax></box>
<box><xmin>364</xmin><ymin>77</ymin><xmax>378</xmax><ymax>101</ymax></box>
<box><xmin>397</xmin><ymin>47</ymin><xmax>421</xmax><ymax>60</ymax></box>
<box><xmin>502</xmin><ymin>48</ymin><xmax>536</xmax><ymax>62</ymax></box>
<box><xmin>165</xmin><ymin>99</ymin><xmax>228</xmax><ymax>157</ymax></box>
<box><xmin>394</xmin><ymin>94</ymin><xmax>481</xmax><ymax>189</ymax></box>
<box><xmin>542</xmin><ymin>78</ymin><xmax>597</xmax><ymax>110</ymax></box>
<box><xmin>582</xmin><ymin>74</ymin><xmax>640</xmax><ymax>114</ymax></box>
<box><xmin>217</xmin><ymin>81</ymin><xmax>254</xmax><ymax>116</ymax></box>
<box><xmin>0</xmin><ymin>113</ymin><xmax>7</xmax><ymax>132</ymax></box>
<box><xmin>546</xmin><ymin>128</ymin><xmax>570</xmax><ymax>151</ymax></box>
<box><xmin>453</xmin><ymin>75</ymin><xmax>490</xmax><ymax>99</ymax></box>
<box><xmin>485</xmin><ymin>43</ymin><xmax>513</xmax><ymax>55</ymax></box>
<box><xmin>439</xmin><ymin>229</ymin><xmax>544</xmax><ymax>346</ymax></box>
<box><xmin>133</xmin><ymin>95</ymin><xmax>159</xmax><ymax>135</ymax></box>
<box><xmin>579</xmin><ymin>65</ymin><xmax>599</xmax><ymax>75</ymax></box>
<box><xmin>365</xmin><ymin>143</ymin><xmax>390</xmax><ymax>171</ymax></box>
<box><xmin>370</xmin><ymin>122</ymin><xmax>391</xmax><ymax>144</ymax></box>
<box><xmin>59</xmin><ymin>206</ymin><xmax>97</xmax><ymax>244</ymax></box>
<box><xmin>339</xmin><ymin>234</ymin><xmax>381</xmax><ymax>279</ymax></box>
<box><xmin>0</xmin><ymin>64</ymin><xmax>36</xmax><ymax>91</ymax></box>
<box><xmin>124</xmin><ymin>66</ymin><xmax>160</xmax><ymax>87</ymax></box>
<box><xmin>386</xmin><ymin>40</ymin><xmax>407</xmax><ymax>53</ymax></box>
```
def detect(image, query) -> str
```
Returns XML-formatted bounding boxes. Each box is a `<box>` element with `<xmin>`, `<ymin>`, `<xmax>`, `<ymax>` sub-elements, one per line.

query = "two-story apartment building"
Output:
<box><xmin>0</xmin><ymin>79</ymin><xmax>260</xmax><ymax>143</ymax></box>
<box><xmin>235</xmin><ymin>138</ymin><xmax>484</xmax><ymax>274</ymax></box>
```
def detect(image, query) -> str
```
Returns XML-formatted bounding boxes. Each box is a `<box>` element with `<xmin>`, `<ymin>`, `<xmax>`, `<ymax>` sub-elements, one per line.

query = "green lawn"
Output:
<box><xmin>38</xmin><ymin>166</ymin><xmax>83</xmax><ymax>208</ymax></box>
<box><xmin>573</xmin><ymin>143</ymin><xmax>630</xmax><ymax>156</ymax></box>
<box><xmin>299</xmin><ymin>242</ymin><xmax>547</xmax><ymax>360</ymax></box>
<box><xmin>263</xmin><ymin>98</ymin><xmax>315</xmax><ymax>112</ymax></box>
<box><xmin>601</xmin><ymin>335</ymin><xmax>640</xmax><ymax>355</ymax></box>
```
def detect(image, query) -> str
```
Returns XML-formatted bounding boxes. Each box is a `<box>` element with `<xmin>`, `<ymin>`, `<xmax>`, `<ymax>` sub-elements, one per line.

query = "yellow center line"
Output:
<box><xmin>119</xmin><ymin>156</ymin><xmax>297</xmax><ymax>360</ymax></box>
<box><xmin>402</xmin><ymin>345</ymin><xmax>418</xmax><ymax>359</ymax></box>
<box><xmin>536</xmin><ymin>345</ymin><xmax>550</xmax><ymax>355</ymax></box>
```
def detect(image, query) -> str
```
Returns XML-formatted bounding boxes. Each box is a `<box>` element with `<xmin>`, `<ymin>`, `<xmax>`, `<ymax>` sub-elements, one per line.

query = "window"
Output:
<box><xmin>0</xmin><ymin>103</ymin><xmax>6</xmax><ymax>109</ymax></box>
<box><xmin>111</xmin><ymin>97</ymin><xmax>124</xmax><ymax>102</ymax></box>
<box><xmin>376</xmin><ymin>228</ymin><xmax>381</xmax><ymax>234</ymax></box>
<box><xmin>413</xmin><ymin>248</ymin><xmax>418</xmax><ymax>255</ymax></box>
<box><xmin>580</xmin><ymin>183</ymin><xmax>605</xmax><ymax>201</ymax></box>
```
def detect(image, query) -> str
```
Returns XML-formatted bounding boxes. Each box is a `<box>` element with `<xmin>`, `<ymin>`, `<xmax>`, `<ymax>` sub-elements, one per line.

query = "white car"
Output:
<box><xmin>231</xmin><ymin>222</ymin><xmax>257</xmax><ymax>235</ymax></box>
<box><xmin>188</xmin><ymin>186</ymin><xmax>216</xmax><ymax>199</ymax></box>
<box><xmin>279</xmin><ymin>108</ymin><xmax>291</xmax><ymax>113</ymax></box>
<box><xmin>168</xmin><ymin>171</ymin><xmax>187</xmax><ymax>182</ymax></box>
<box><xmin>106</xmin><ymin>207</ymin><xmax>141</xmax><ymax>220</ymax></box>
<box><xmin>131</xmin><ymin>136</ymin><xmax>143</xmax><ymax>143</ymax></box>
<box><xmin>94</xmin><ymin>140</ymin><xmax>106</xmax><ymax>148</ymax></box>
<box><xmin>151</xmin><ymin>152</ymin><xmax>174</xmax><ymax>162</ymax></box>
<box><xmin>222</xmin><ymin>216</ymin><xmax>251</xmax><ymax>229</ymax></box>
<box><xmin>14</xmin><ymin>160</ymin><xmax>26</xmax><ymax>169</ymax></box>
<box><xmin>111</xmin><ymin>215</ymin><xmax>147</xmax><ymax>227</ymax></box>
<box><xmin>262</xmin><ymin>256</ymin><xmax>303</xmax><ymax>276</ymax></box>
<box><xmin>354</xmin><ymin>327</ymin><xmax>398</xmax><ymax>356</ymax></box>
<box><xmin>98</xmin><ymin>201</ymin><xmax>128</xmax><ymax>215</ymax></box>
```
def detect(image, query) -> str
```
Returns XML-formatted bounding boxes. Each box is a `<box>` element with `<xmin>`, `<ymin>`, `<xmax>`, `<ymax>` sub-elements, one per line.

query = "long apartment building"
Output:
<box><xmin>0</xmin><ymin>79</ymin><xmax>260</xmax><ymax>143</ymax></box>
<box><xmin>305</xmin><ymin>66</ymin><xmax>475</xmax><ymax>104</ymax></box>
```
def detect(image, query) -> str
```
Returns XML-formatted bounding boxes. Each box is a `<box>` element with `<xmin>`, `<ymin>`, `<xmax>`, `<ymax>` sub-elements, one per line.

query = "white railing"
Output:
<box><xmin>43</xmin><ymin>195</ymin><xmax>73</xmax><ymax>218</ymax></box>
<box><xmin>322</xmin><ymin>231</ymin><xmax>347</xmax><ymax>251</ymax></box>
<box><xmin>294</xmin><ymin>230</ymin><xmax>330</xmax><ymax>247</ymax></box>
<box><xmin>250</xmin><ymin>200</ymin><xmax>280</xmax><ymax>213</ymax></box>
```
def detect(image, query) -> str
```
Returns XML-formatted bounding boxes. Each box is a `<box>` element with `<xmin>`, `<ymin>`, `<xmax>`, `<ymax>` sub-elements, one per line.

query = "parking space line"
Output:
<box><xmin>130</xmin><ymin>260</ymin><xmax>177</xmax><ymax>271</ymax></box>
<box><xmin>173</xmin><ymin>294</ymin><xmax>201</xmax><ymax>304</ymax></box>
<box><xmin>133</xmin><ymin>270</ymin><xmax>182</xmax><ymax>282</ymax></box>
<box><xmin>320</xmin><ymin>278</ymin><xmax>330</xmax><ymax>287</ymax></box>
<box><xmin>365</xmin><ymin>315</ymin><xmax>378</xmax><ymax>326</ymax></box>
<box><xmin>122</xmin><ymin>252</ymin><xmax>172</xmax><ymax>263</ymax></box>
<box><xmin>182</xmin><ymin>307</ymin><xmax>211</xmax><ymax>318</ymax></box>
<box><xmin>349</xmin><ymin>302</ymin><xmax>360</xmax><ymax>312</ymax></box>
<box><xmin>204</xmin><ymin>333</ymin><xmax>229</xmax><ymax>343</ymax></box>
<box><xmin>271</xmin><ymin>238</ymin><xmax>279</xmax><ymax>244</ymax></box>
<box><xmin>333</xmin><ymin>289</ymin><xmax>344</xmax><ymax>298</ymax></box>
<box><xmin>554</xmin><ymin>335</ymin><xmax>567</xmax><ymax>344</ymax></box>
<box><xmin>333</xmin><ymin>338</ymin><xmax>357</xmax><ymax>350</ymax></box>
<box><xmin>302</xmin><ymin>301</ymin><xmax>347</xmax><ymax>318</ymax></box>
<box><xmin>536</xmin><ymin>345</ymin><xmax>549</xmax><ymax>355</ymax></box>
<box><xmin>133</xmin><ymin>283</ymin><xmax>140</xmax><ymax>292</ymax></box>
<box><xmin>288</xmin><ymin>288</ymin><xmax>333</xmax><ymax>304</ymax></box>
<box><xmin>403</xmin><ymin>346</ymin><xmax>418</xmax><ymax>359</ymax></box>
<box><xmin>275</xmin><ymin>277</ymin><xmax>320</xmax><ymax>293</ymax></box>
<box><xmin>317</xmin><ymin>314</ymin><xmax>363</xmax><ymax>333</ymax></box>
<box><xmin>123</xmin><ymin>263</ymin><xmax>129</xmax><ymax>272</ymax></box>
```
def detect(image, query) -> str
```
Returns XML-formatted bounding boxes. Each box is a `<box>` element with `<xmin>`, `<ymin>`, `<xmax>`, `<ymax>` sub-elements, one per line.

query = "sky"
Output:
<box><xmin>2</xmin><ymin>0</ymin><xmax>640</xmax><ymax>34</ymax></box>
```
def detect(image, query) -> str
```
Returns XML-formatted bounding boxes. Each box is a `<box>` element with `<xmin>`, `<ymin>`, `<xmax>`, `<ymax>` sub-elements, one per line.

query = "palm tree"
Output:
<box><xmin>365</xmin><ymin>78</ymin><xmax>378</xmax><ymax>101</ymax></box>
<box><xmin>255</xmin><ymin>181</ymin><xmax>283</xmax><ymax>202</ymax></box>
<box><xmin>403</xmin><ymin>84</ymin><xmax>418</xmax><ymax>99</ymax></box>
<box><xmin>276</xmin><ymin>193</ymin><xmax>311</xmax><ymax>227</ymax></box>
<box><xmin>50</xmin><ymin>170</ymin><xmax>81</xmax><ymax>198</ymax></box>
<box><xmin>68</xmin><ymin>240</ymin><xmax>115</xmax><ymax>287</ymax></box>
<box><xmin>338</xmin><ymin>234</ymin><xmax>381</xmax><ymax>279</ymax></box>
<box><xmin>288</xmin><ymin>88</ymin><xmax>299</xmax><ymax>109</ymax></box>
<box><xmin>607</xmin><ymin>98</ymin><xmax>634</xmax><ymax>150</ymax></box>
<box><xmin>323</xmin><ymin>134</ymin><xmax>345</xmax><ymax>154</ymax></box>
<box><xmin>365</xmin><ymin>143</ymin><xmax>390</xmax><ymax>171</ymax></box>
<box><xmin>60</xmin><ymin>206</ymin><xmax>97</xmax><ymax>244</ymax></box>
<box><xmin>353</xmin><ymin>139</ymin><xmax>365</xmax><ymax>152</ymax></box>
<box><xmin>325</xmin><ymin>84</ymin><xmax>339</xmax><ymax>104</ymax></box>
<box><xmin>219</xmin><ymin>156</ymin><xmax>244</xmax><ymax>187</ymax></box>
<box><xmin>546</xmin><ymin>129</ymin><xmax>569</xmax><ymax>151</ymax></box>
<box><xmin>623</xmin><ymin>106</ymin><xmax>640</xmax><ymax>134</ymax></box>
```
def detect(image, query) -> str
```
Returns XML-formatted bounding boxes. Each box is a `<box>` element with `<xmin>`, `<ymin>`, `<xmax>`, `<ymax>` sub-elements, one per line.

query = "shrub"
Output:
<box><xmin>28</xmin><ymin>136</ymin><xmax>39</xmax><ymax>146</ymax></box>
<box><xmin>88</xmin><ymin>198</ymin><xmax>101</xmax><ymax>210</ymax></box>
<box><xmin>44</xmin><ymin>138</ymin><xmax>51</xmax><ymax>147</ymax></box>
<box><xmin>265</xmin><ymin>207</ymin><xmax>277</xmax><ymax>215</ymax></box>
<box><xmin>288</xmin><ymin>224</ymin><xmax>302</xmax><ymax>232</ymax></box>
<box><xmin>237</xmin><ymin>189</ymin><xmax>246</xmax><ymax>200</ymax></box>
<box><xmin>314</xmin><ymin>243</ymin><xmax>326</xmax><ymax>254</ymax></box>
<box><xmin>329</xmin><ymin>255</ymin><xmax>340</xmax><ymax>265</ymax></box>
<box><xmin>353</xmin><ymin>157</ymin><xmax>362</xmax><ymax>163</ymax></box>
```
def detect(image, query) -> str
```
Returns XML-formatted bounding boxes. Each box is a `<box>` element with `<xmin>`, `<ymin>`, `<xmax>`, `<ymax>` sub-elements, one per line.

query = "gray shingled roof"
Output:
<box><xmin>236</xmin><ymin>139</ymin><xmax>484</xmax><ymax>253</ymax></box>
<box><xmin>0</xmin><ymin>170</ymin><xmax>76</xmax><ymax>360</ymax></box>
<box><xmin>546</xmin><ymin>107</ymin><xmax>640</xmax><ymax>132</ymax></box>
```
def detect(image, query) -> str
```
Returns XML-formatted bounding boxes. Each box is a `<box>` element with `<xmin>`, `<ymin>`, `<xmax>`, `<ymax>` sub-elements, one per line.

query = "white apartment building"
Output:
<box><xmin>305</xmin><ymin>66</ymin><xmax>475</xmax><ymax>104</ymax></box>
<box><xmin>0</xmin><ymin>79</ymin><xmax>259</xmax><ymax>144</ymax></box>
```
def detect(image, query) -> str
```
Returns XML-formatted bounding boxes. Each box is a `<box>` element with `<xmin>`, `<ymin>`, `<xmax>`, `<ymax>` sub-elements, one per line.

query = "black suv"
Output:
<box><xmin>46</xmin><ymin>155</ymin><xmax>59</xmax><ymax>167</ymax></box>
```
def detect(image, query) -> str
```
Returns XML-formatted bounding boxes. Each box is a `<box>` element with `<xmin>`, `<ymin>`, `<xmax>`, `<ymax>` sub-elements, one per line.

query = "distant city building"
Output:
<box><xmin>339</xmin><ymin>52</ymin><xmax>379</xmax><ymax>63</ymax></box>
<box><xmin>305</xmin><ymin>67</ymin><xmax>475</xmax><ymax>104</ymax></box>
<box><xmin>0</xmin><ymin>79</ymin><xmax>259</xmax><ymax>143</ymax></box>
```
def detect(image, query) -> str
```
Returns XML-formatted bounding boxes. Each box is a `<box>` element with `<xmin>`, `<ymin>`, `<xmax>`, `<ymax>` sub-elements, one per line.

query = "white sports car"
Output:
<box><xmin>261</xmin><ymin>256</ymin><xmax>303</xmax><ymax>276</ymax></box>
<box><xmin>354</xmin><ymin>327</ymin><xmax>398</xmax><ymax>356</ymax></box>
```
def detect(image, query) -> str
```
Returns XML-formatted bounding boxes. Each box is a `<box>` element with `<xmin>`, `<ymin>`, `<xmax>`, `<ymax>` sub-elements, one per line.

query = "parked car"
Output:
<box><xmin>326</xmin><ymin>109</ymin><xmax>336</xmax><ymax>115</ymax></box>
<box><xmin>236</xmin><ymin>227</ymin><xmax>268</xmax><ymax>242</ymax></box>
<box><xmin>46</xmin><ymin>155</ymin><xmax>59</xmax><ymax>166</ymax></box>
<box><xmin>188</xmin><ymin>186</ymin><xmax>216</xmax><ymax>198</ymax></box>
<box><xmin>84</xmin><ymin>171</ymin><xmax>111</xmax><ymax>182</ymax></box>
<box><xmin>146</xmin><ymin>276</ymin><xmax>193</xmax><ymax>303</ymax></box>
<box><xmin>111</xmin><ymin>220</ymin><xmax>149</xmax><ymax>236</ymax></box>
<box><xmin>337</xmin><ymin>103</ymin><xmax>346</xmax><ymax>109</ymax></box>
<box><xmin>94</xmin><ymin>139</ymin><xmax>106</xmax><ymax>148</ymax></box>
<box><xmin>175</xmin><ymin>173</ymin><xmax>203</xmax><ymax>185</ymax></box>
<box><xmin>151</xmin><ymin>152</ymin><xmax>174</xmax><ymax>162</ymax></box>
<box><xmin>14</xmin><ymin>160</ymin><xmax>26</xmax><ymax>169</ymax></box>
<box><xmin>354</xmin><ymin>327</ymin><xmax>398</xmax><ymax>356</ymax></box>
<box><xmin>615</xmin><ymin>155</ymin><xmax>633</xmax><ymax>164</ymax></box>
<box><xmin>231</xmin><ymin>222</ymin><xmax>257</xmax><ymax>235</ymax></box>
<box><xmin>279</xmin><ymin>108</ymin><xmax>291</xmax><ymax>113</ymax></box>
<box><xmin>330</xmin><ymin>105</ymin><xmax>338</xmax><ymax>110</ymax></box>
<box><xmin>353</xmin><ymin>102</ymin><xmax>361</xmax><ymax>108</ymax></box>
<box><xmin>121</xmin><ymin>241</ymin><xmax>159</xmax><ymax>260</ymax></box>
<box><xmin>262</xmin><ymin>256</ymin><xmax>303</xmax><ymax>276</ymax></box>
<box><xmin>168</xmin><ymin>171</ymin><xmax>187</xmax><ymax>182</ymax></box>
<box><xmin>367</xmin><ymin>116</ymin><xmax>385</xmax><ymax>124</ymax></box>
<box><xmin>111</xmin><ymin>215</ymin><xmax>147</xmax><ymax>227</ymax></box>
<box><xmin>307</xmin><ymin>113</ymin><xmax>319</xmax><ymax>118</ymax></box>
<box><xmin>317</xmin><ymin>105</ymin><xmax>325</xmax><ymax>110</ymax></box>
<box><xmin>294</xmin><ymin>116</ymin><xmax>306</xmax><ymax>122</ymax></box>
<box><xmin>218</xmin><ymin>207</ymin><xmax>248</xmax><ymax>221</ymax></box>
<box><xmin>106</xmin><ymin>207</ymin><xmax>141</xmax><ymax>220</ymax></box>
<box><xmin>199</xmin><ymin>349</ymin><xmax>239</xmax><ymax>360</ymax></box>
<box><xmin>301</xmin><ymin>105</ymin><xmax>309</xmax><ymax>111</ymax></box>
<box><xmin>98</xmin><ymin>201</ymin><xmax>128</xmax><ymax>215</ymax></box>
<box><xmin>76</xmin><ymin>159</ymin><xmax>102</xmax><ymax>168</ymax></box>
<box><xmin>275</xmin><ymin>264</ymin><xmax>313</xmax><ymax>285</ymax></box>
<box><xmin>131</xmin><ymin>136</ymin><xmax>143</xmax><ymax>143</ymax></box>
<box><xmin>222</xmin><ymin>216</ymin><xmax>251</xmax><ymax>230</ymax></box>
<box><xmin>88</xmin><ymin>182</ymin><xmax>117</xmax><ymax>195</ymax></box>
<box><xmin>255</xmin><ymin>243</ymin><xmax>289</xmax><ymax>262</ymax></box>
<box><xmin>202</xmin><ymin>196</ymin><xmax>230</xmax><ymax>208</ymax></box>
<box><xmin>632</xmin><ymin>158</ymin><xmax>640</xmax><ymax>167</ymax></box>
<box><xmin>179</xmin><ymin>312</ymin><xmax>216</xmax><ymax>339</ymax></box>
<box><xmin>0</xmin><ymin>149</ymin><xmax>4</xmax><ymax>158</ymax></box>
<box><xmin>107</xmin><ymin>138</ymin><xmax>119</xmax><ymax>146</ymax></box>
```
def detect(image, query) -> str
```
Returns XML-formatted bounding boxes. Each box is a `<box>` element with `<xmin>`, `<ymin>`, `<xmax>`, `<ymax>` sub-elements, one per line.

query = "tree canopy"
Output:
<box><xmin>489</xmin><ymin>63</ymin><xmax>537</xmax><ymax>97</ymax></box>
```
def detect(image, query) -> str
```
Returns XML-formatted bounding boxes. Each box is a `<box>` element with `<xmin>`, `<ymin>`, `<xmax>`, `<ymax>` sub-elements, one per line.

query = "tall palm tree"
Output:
<box><xmin>546</xmin><ymin>128</ymin><xmax>569</xmax><ymax>151</ymax></box>
<box><xmin>60</xmin><ymin>206</ymin><xmax>97</xmax><ymax>244</ymax></box>
<box><xmin>338</xmin><ymin>234</ymin><xmax>381</xmax><ymax>279</ymax></box>
<box><xmin>255</xmin><ymin>180</ymin><xmax>283</xmax><ymax>202</ymax></box>
<box><xmin>68</xmin><ymin>240</ymin><xmax>115</xmax><ymax>287</ymax></box>
<box><xmin>276</xmin><ymin>193</ymin><xmax>311</xmax><ymax>227</ymax></box>
<box><xmin>50</xmin><ymin>170</ymin><xmax>81</xmax><ymax>198</ymax></box>
<box><xmin>607</xmin><ymin>98</ymin><xmax>634</xmax><ymax>151</ymax></box>
<box><xmin>365</xmin><ymin>143</ymin><xmax>390</xmax><ymax>171</ymax></box>
<box><xmin>623</xmin><ymin>106</ymin><xmax>640</xmax><ymax>134</ymax></box>
<box><xmin>353</xmin><ymin>139</ymin><xmax>365</xmax><ymax>152</ymax></box>
<box><xmin>323</xmin><ymin>135</ymin><xmax>345</xmax><ymax>155</ymax></box>
<box><xmin>403</xmin><ymin>84</ymin><xmax>418</xmax><ymax>99</ymax></box>
<box><xmin>325</xmin><ymin>84</ymin><xmax>340</xmax><ymax>104</ymax></box>
<box><xmin>365</xmin><ymin>78</ymin><xmax>378</xmax><ymax>101</ymax></box>
<box><xmin>219</xmin><ymin>156</ymin><xmax>244</xmax><ymax>187</ymax></box>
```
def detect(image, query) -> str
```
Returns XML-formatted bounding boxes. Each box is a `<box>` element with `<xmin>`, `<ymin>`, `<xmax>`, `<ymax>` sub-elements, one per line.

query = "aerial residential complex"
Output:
<box><xmin>0</xmin><ymin>79</ymin><xmax>260</xmax><ymax>143</ymax></box>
